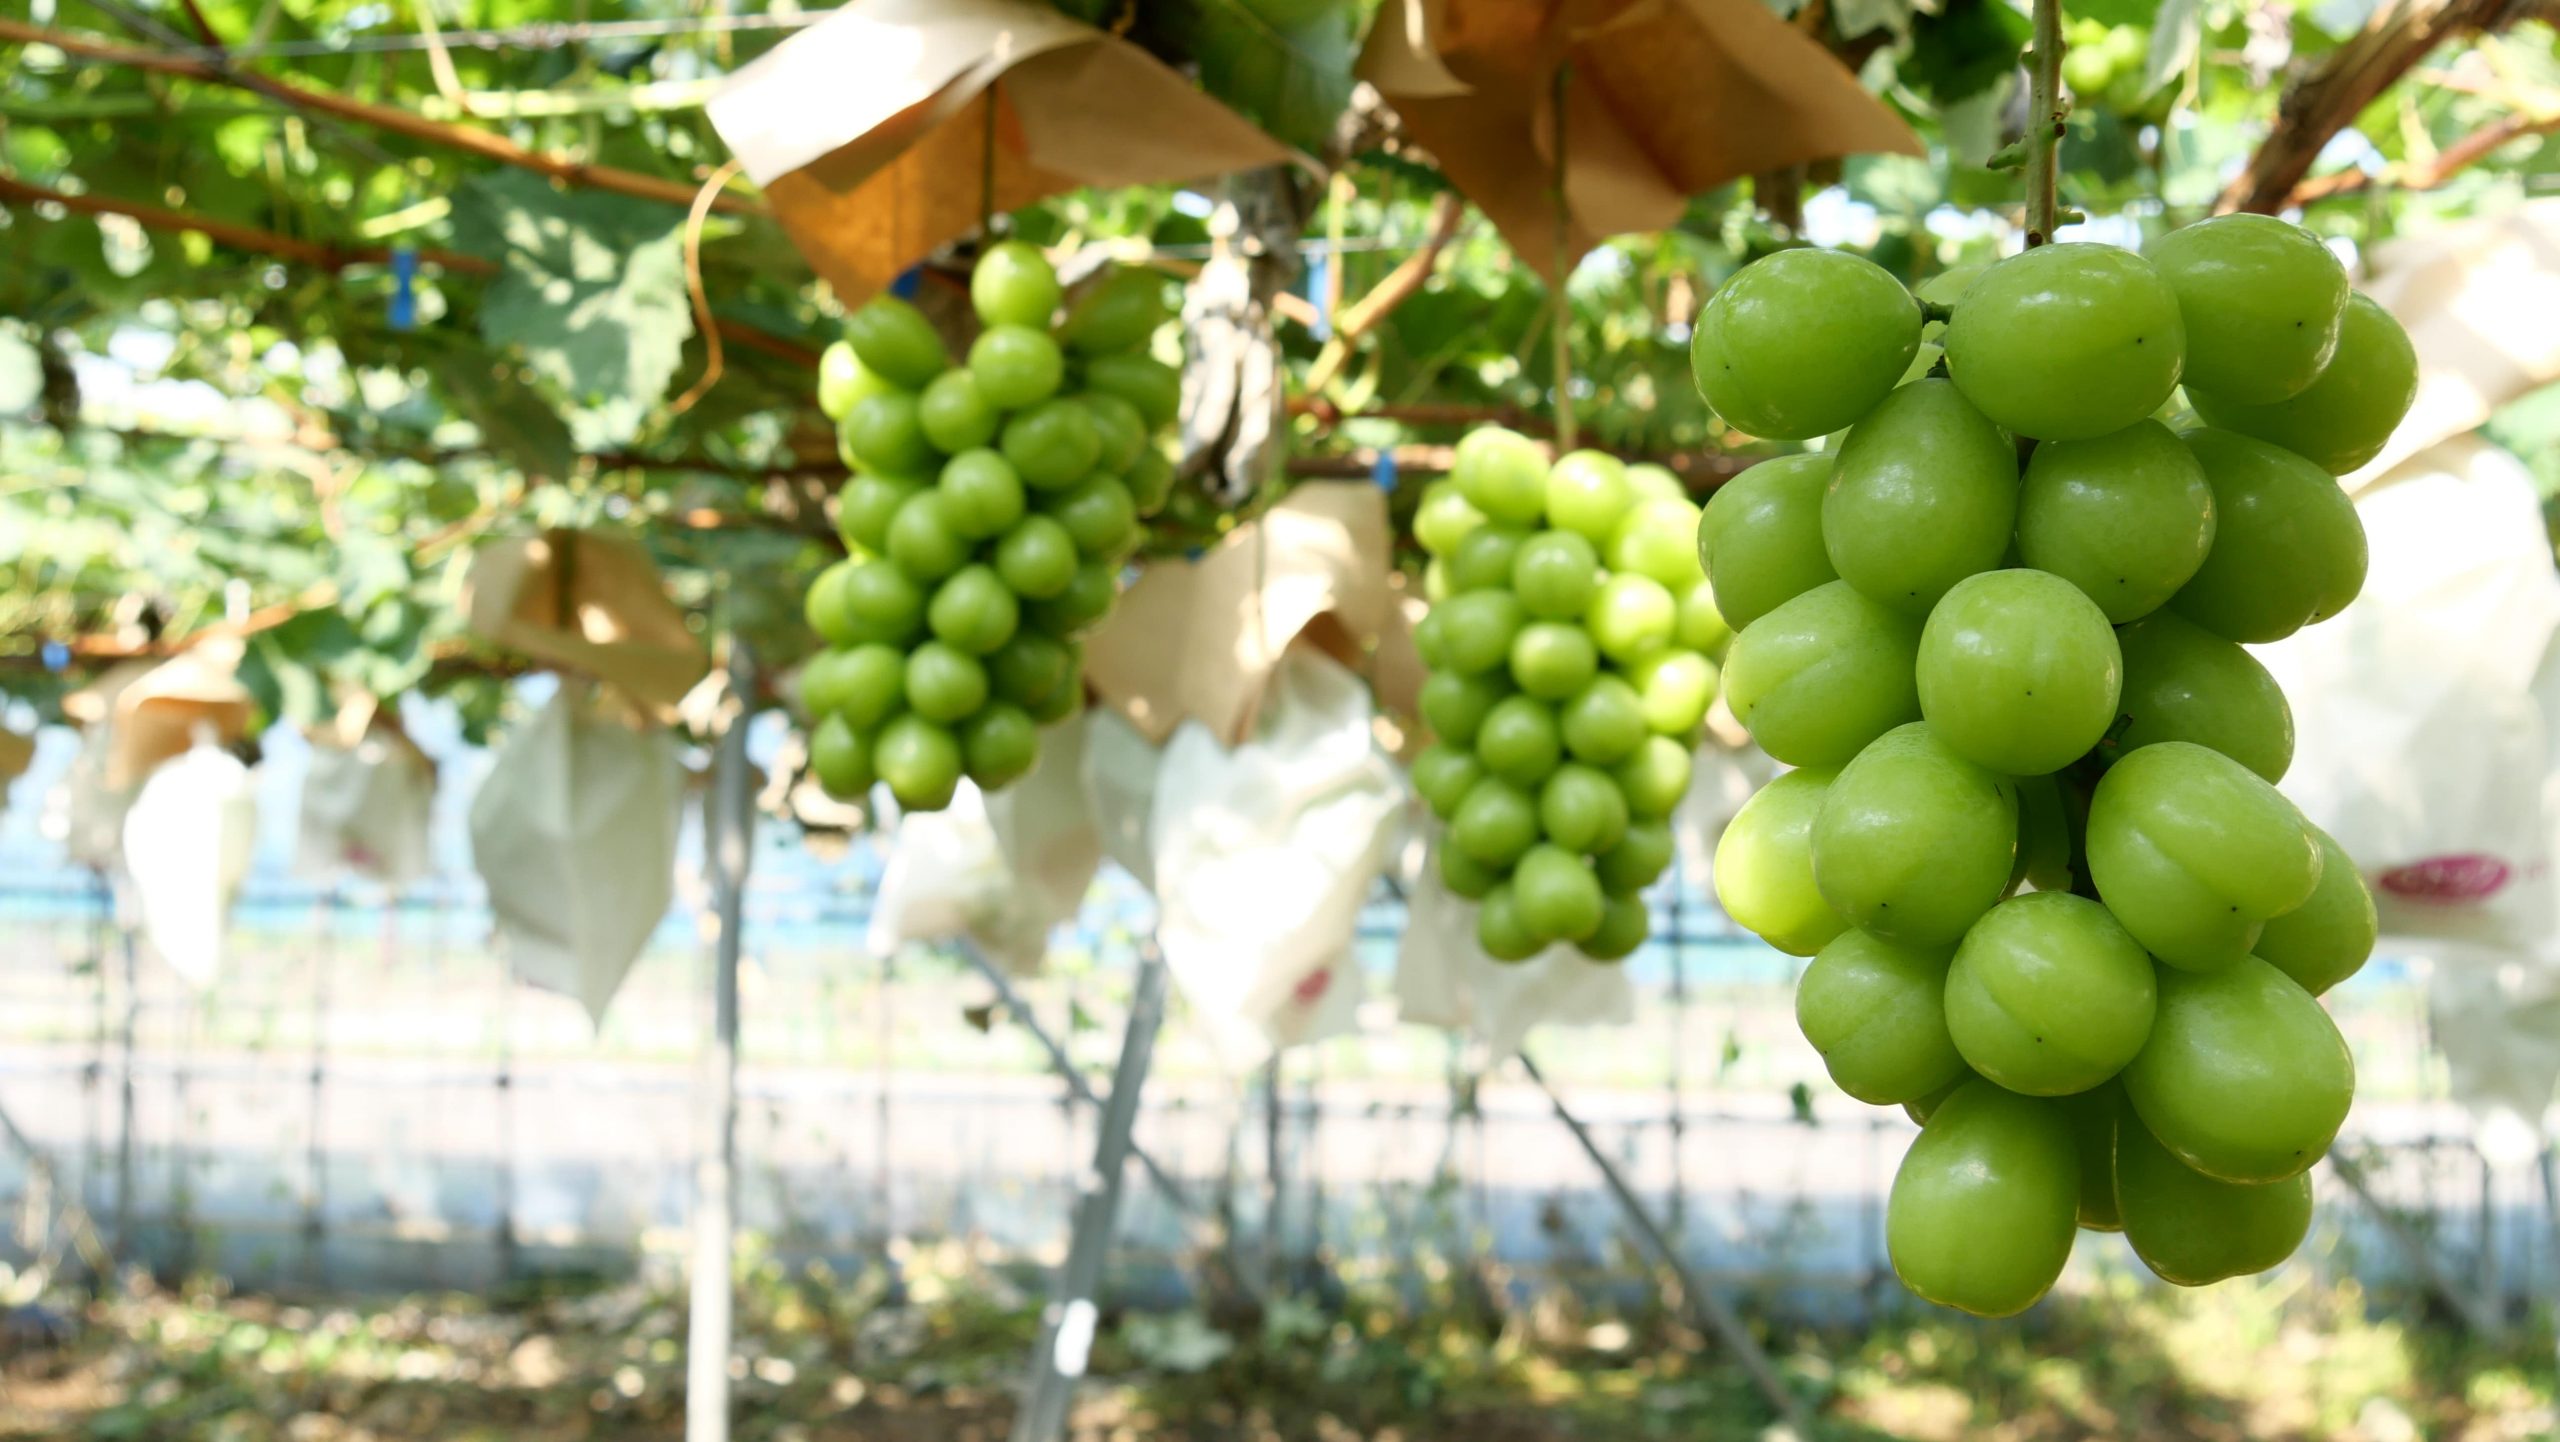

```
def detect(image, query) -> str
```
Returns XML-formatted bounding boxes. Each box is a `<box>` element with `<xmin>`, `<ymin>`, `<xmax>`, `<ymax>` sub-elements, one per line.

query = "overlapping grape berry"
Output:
<box><xmin>1409</xmin><ymin>436</ymin><xmax>1728</xmax><ymax>963</ymax></box>
<box><xmin>1693</xmin><ymin>215</ymin><xmax>2414</xmax><ymax>1317</ymax></box>
<box><xmin>799</xmin><ymin>244</ymin><xmax>1181</xmax><ymax>812</ymax></box>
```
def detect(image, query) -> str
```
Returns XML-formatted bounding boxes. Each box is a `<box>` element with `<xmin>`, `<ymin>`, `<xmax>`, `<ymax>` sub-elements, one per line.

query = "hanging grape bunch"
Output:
<box><xmin>1408</xmin><ymin>437</ymin><xmax>1731</xmax><ymax>963</ymax></box>
<box><xmin>799</xmin><ymin>245</ymin><xmax>1182</xmax><ymax>812</ymax></box>
<box><xmin>1693</xmin><ymin>217</ymin><xmax>2415</xmax><ymax>1316</ymax></box>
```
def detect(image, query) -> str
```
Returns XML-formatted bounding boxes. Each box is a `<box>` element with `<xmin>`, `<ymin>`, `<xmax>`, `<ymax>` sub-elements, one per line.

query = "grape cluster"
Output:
<box><xmin>1408</xmin><ymin>435</ymin><xmax>1730</xmax><ymax>962</ymax></box>
<box><xmin>1691</xmin><ymin>217</ymin><xmax>2416</xmax><ymax>1317</ymax></box>
<box><xmin>799</xmin><ymin>244</ymin><xmax>1180</xmax><ymax>812</ymax></box>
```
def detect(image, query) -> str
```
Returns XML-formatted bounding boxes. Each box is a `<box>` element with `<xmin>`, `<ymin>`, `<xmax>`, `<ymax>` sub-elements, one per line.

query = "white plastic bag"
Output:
<box><xmin>1390</xmin><ymin>833</ymin><xmax>1634</xmax><ymax>1059</ymax></box>
<box><xmin>1080</xmin><ymin>707</ymin><xmax>1166</xmax><ymax>890</ymax></box>
<box><xmin>469</xmin><ymin>687</ymin><xmax>682</xmax><ymax>1025</ymax></box>
<box><xmin>120</xmin><ymin>735</ymin><xmax>257</xmax><ymax>989</ymax></box>
<box><xmin>1150</xmin><ymin>648</ymin><xmax>1406</xmax><ymax>1064</ymax></box>
<box><xmin>868</xmin><ymin>716</ymin><xmax>1102</xmax><ymax>975</ymax></box>
<box><xmin>2258</xmin><ymin>436</ymin><xmax>2560</xmax><ymax>956</ymax></box>
<box><xmin>297</xmin><ymin>730</ymin><xmax>435</xmax><ymax>887</ymax></box>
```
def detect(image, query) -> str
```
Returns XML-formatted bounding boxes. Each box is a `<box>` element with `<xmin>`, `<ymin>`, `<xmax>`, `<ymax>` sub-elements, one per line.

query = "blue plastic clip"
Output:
<box><xmin>1371</xmin><ymin>450</ymin><xmax>1398</xmax><ymax>492</ymax></box>
<box><xmin>389</xmin><ymin>246</ymin><xmax>417</xmax><ymax>331</ymax></box>
<box><xmin>891</xmin><ymin>265</ymin><xmax>923</xmax><ymax>300</ymax></box>
<box><xmin>41</xmin><ymin>641</ymin><xmax>69</xmax><ymax>673</ymax></box>
<box><xmin>1307</xmin><ymin>253</ymin><xmax>1332</xmax><ymax>340</ymax></box>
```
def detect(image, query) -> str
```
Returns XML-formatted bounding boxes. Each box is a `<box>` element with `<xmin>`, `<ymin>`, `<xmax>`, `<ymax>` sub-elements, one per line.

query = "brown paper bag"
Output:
<box><xmin>109</xmin><ymin>638</ymin><xmax>256</xmax><ymax>790</ymax></box>
<box><xmin>461</xmin><ymin>530</ymin><xmax>711</xmax><ymax>717</ymax></box>
<box><xmin>707</xmin><ymin>0</ymin><xmax>1298</xmax><ymax>304</ymax></box>
<box><xmin>1084</xmin><ymin>482</ymin><xmax>1393</xmax><ymax>745</ymax></box>
<box><xmin>0</xmin><ymin>727</ymin><xmax>32</xmax><ymax>788</ymax></box>
<box><xmin>1363</xmin><ymin>0</ymin><xmax>1923</xmax><ymax>276</ymax></box>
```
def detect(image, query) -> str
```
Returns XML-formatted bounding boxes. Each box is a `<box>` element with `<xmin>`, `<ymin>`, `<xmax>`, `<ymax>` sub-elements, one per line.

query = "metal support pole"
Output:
<box><xmin>1518</xmin><ymin>1052</ymin><xmax>1808</xmax><ymax>1435</ymax></box>
<box><xmin>1011</xmin><ymin>946</ymin><xmax>1170</xmax><ymax>1442</ymax></box>
<box><xmin>955</xmin><ymin>941</ymin><xmax>1204</xmax><ymax>1235</ymax></box>
<box><xmin>112</xmin><ymin>883</ymin><xmax>139</xmax><ymax>1270</ymax></box>
<box><xmin>686</xmin><ymin>646</ymin><xmax>756</xmax><ymax>1442</ymax></box>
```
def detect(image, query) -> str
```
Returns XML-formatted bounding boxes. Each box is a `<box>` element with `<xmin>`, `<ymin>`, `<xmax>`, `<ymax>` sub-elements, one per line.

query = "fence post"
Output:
<box><xmin>687</xmin><ymin>643</ymin><xmax>756</xmax><ymax>1442</ymax></box>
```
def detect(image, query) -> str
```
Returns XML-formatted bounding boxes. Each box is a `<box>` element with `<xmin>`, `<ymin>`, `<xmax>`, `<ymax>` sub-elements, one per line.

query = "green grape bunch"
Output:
<box><xmin>1691</xmin><ymin>216</ymin><xmax>2416</xmax><ymax>1318</ymax></box>
<box><xmin>1408</xmin><ymin>436</ymin><xmax>1731</xmax><ymax>964</ymax></box>
<box><xmin>799</xmin><ymin>244</ymin><xmax>1183</xmax><ymax>813</ymax></box>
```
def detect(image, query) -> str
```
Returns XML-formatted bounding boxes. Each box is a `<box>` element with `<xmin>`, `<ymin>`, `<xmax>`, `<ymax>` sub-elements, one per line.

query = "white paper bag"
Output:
<box><xmin>1080</xmin><ymin>708</ymin><xmax>1166</xmax><ymax>890</ymax></box>
<box><xmin>1390</xmin><ymin>833</ymin><xmax>1635</xmax><ymax>1059</ymax></box>
<box><xmin>869</xmin><ymin>716</ymin><xmax>1103</xmax><ymax>975</ymax></box>
<box><xmin>297</xmin><ymin>732</ymin><xmax>435</xmax><ymax>887</ymax></box>
<box><xmin>469</xmin><ymin>688</ymin><xmax>682</xmax><ymax>1025</ymax></box>
<box><xmin>57</xmin><ymin>724</ymin><xmax>133</xmax><ymax>872</ymax></box>
<box><xmin>1150</xmin><ymin>648</ymin><xmax>1406</xmax><ymax>1065</ymax></box>
<box><xmin>2257</xmin><ymin>436</ymin><xmax>2560</xmax><ymax>956</ymax></box>
<box><xmin>121</xmin><ymin>736</ymin><xmax>257</xmax><ymax>989</ymax></box>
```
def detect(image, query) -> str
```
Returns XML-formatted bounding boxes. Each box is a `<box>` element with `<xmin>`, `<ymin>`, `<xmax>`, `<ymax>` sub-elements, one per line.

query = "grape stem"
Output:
<box><xmin>1918</xmin><ymin>298</ymin><xmax>1955</xmax><ymax>325</ymax></box>
<box><xmin>2023</xmin><ymin>0</ymin><xmax>2065</xmax><ymax>247</ymax></box>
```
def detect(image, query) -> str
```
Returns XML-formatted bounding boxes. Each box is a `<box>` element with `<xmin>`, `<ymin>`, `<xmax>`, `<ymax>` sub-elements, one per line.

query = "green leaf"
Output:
<box><xmin>1905</xmin><ymin>0</ymin><xmax>2033</xmax><ymax>106</ymax></box>
<box><xmin>428</xmin><ymin>351</ymin><xmax>578</xmax><ymax>479</ymax></box>
<box><xmin>0</xmin><ymin>331</ymin><xmax>39</xmax><ymax>416</ymax></box>
<box><xmin>449</xmin><ymin>171</ymin><xmax>694</xmax><ymax>442</ymax></box>
<box><xmin>1175</xmin><ymin>0</ymin><xmax>1362</xmax><ymax>157</ymax></box>
<box><xmin>2142</xmin><ymin>0</ymin><xmax>2203</xmax><ymax>95</ymax></box>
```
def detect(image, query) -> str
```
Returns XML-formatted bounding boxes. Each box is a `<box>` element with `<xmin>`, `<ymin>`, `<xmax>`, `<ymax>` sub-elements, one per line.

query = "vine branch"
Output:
<box><xmin>2024</xmin><ymin>0</ymin><xmax>2065</xmax><ymax>247</ymax></box>
<box><xmin>0</xmin><ymin>18</ymin><xmax>762</xmax><ymax>216</ymax></box>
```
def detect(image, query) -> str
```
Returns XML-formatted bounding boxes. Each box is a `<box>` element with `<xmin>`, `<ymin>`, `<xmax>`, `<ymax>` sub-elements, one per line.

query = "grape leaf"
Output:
<box><xmin>2142</xmin><ymin>0</ymin><xmax>2204</xmax><ymax>95</ymax></box>
<box><xmin>1906</xmin><ymin>0</ymin><xmax>2034</xmax><ymax>107</ymax></box>
<box><xmin>1165</xmin><ymin>0</ymin><xmax>1362</xmax><ymax>157</ymax></box>
<box><xmin>449</xmin><ymin>172</ymin><xmax>693</xmax><ymax>443</ymax></box>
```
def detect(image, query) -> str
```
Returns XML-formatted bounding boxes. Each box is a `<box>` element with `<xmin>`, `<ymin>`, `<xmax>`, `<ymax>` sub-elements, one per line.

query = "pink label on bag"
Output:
<box><xmin>2378</xmin><ymin>854</ymin><xmax>2512</xmax><ymax>902</ymax></box>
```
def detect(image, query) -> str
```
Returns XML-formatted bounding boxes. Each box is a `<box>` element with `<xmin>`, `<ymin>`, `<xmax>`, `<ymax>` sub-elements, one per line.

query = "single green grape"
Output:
<box><xmin>2115</xmin><ymin>1097</ymin><xmax>2314</xmax><ymax>1285</ymax></box>
<box><xmin>1595</xmin><ymin>819</ymin><xmax>1675</xmax><ymax>896</ymax></box>
<box><xmin>2122</xmin><ymin>957</ymin><xmax>2354</xmax><ymax>1183</ymax></box>
<box><xmin>1450</xmin><ymin>776</ymin><xmax>1540</xmax><ymax>868</ymax></box>
<box><xmin>1581</xmin><ymin>895</ymin><xmax>1650</xmax><ymax>961</ymax></box>
<box><xmin>1476</xmin><ymin>881</ymin><xmax>1543</xmax><ymax>962</ymax></box>
<box><xmin>1915</xmin><ymin>570</ymin><xmax>2122</xmax><ymax>777</ymax></box>
<box><xmin>2060</xmin><ymin>1087</ymin><xmax>2123</xmax><ymax>1231</ymax></box>
<box><xmin>1627</xmin><ymin>651</ymin><xmax>1716</xmax><ymax>738</ymax></box>
<box><xmin>1560</xmin><ymin>674</ymin><xmax>1648</xmax><ymax>765</ymax></box>
<box><xmin>2085</xmin><ymin>742</ymin><xmax>2322</xmax><ymax>972</ymax></box>
<box><xmin>874</xmin><ymin>714</ymin><xmax>964</xmax><ymax>811</ymax></box>
<box><xmin>1439</xmin><ymin>842</ymin><xmax>1499</xmax><ymax>900</ymax></box>
<box><xmin>1886</xmin><ymin>1081</ymin><xmax>2079</xmax><ymax>1318</ymax></box>
<box><xmin>1609</xmin><ymin>497</ymin><xmax>1706</xmax><ymax>590</ymax></box>
<box><xmin>2254</xmin><ymin>826</ymin><xmax>2376</xmax><ymax>996</ymax></box>
<box><xmin>1433</xmin><ymin>590</ymin><xmax>1526</xmax><ymax>676</ymax></box>
<box><xmin>1476</xmin><ymin>695</ymin><xmax>1562</xmax><ymax>787</ymax></box>
<box><xmin>1902</xmin><ymin>1070</ymin><xmax>1976</xmax><ymax>1127</ymax></box>
<box><xmin>1722</xmin><ymin>581</ymin><xmax>1924</xmax><ymax>768</ymax></box>
<box><xmin>962</xmin><ymin>704</ymin><xmax>1040</xmax><ymax>790</ymax></box>
<box><xmin>971</xmin><ymin>239</ymin><xmax>1062</xmax><ymax>328</ymax></box>
<box><xmin>1944</xmin><ymin>893</ymin><xmax>2158</xmax><ymax>1096</ymax></box>
<box><xmin>1512</xmin><ymin>531</ymin><xmax>1603</xmax><ymax>620</ymax></box>
<box><xmin>1624</xmin><ymin>464</ymin><xmax>1688</xmax><ymax>504</ymax></box>
<box><xmin>2188</xmin><ymin>293</ymin><xmax>2417</xmax><ymax>474</ymax></box>
<box><xmin>1945</xmin><ymin>243</ymin><xmax>2187</xmax><ymax>441</ymax></box>
<box><xmin>1810</xmin><ymin>722</ymin><xmax>2017</xmax><ymax>945</ymax></box>
<box><xmin>1515</xmin><ymin>843</ymin><xmax>1606</xmax><ymax>943</ymax></box>
<box><xmin>1713</xmin><ymin>766</ymin><xmax>1846</xmax><ymax>956</ymax></box>
<box><xmin>2016</xmin><ymin>419</ymin><xmax>2216</xmax><ymax>623</ymax></box>
<box><xmin>1509</xmin><ymin>622</ymin><xmax>1598</xmax><ymax>701</ymax></box>
<box><xmin>1414</xmin><ymin>483</ymin><xmax>1487</xmax><ymax>556</ymax></box>
<box><xmin>919</xmin><ymin>370</ymin><xmax>999</xmax><ymax>455</ymax></box>
<box><xmin>2146</xmin><ymin>214</ymin><xmax>2349</xmax><ymax>405</ymax></box>
<box><xmin>1586</xmin><ymin>574</ymin><xmax>1677</xmax><ymax>663</ymax></box>
<box><xmin>2113</xmin><ymin>611</ymin><xmax>2295</xmax><ymax>783</ymax></box>
<box><xmin>2170</xmin><ymin>429</ymin><xmax>2367</xmax><ymax>643</ymax></box>
<box><xmin>1419</xmin><ymin>669</ymin><xmax>1508</xmax><ymax>749</ymax></box>
<box><xmin>1539</xmin><ymin>763</ymin><xmax>1630</xmax><ymax>854</ymax></box>
<box><xmin>843</xmin><ymin>294</ymin><xmax>948</xmax><ymax>390</ymax></box>
<box><xmin>1452</xmin><ymin>427</ymin><xmax>1550</xmax><ymax>525</ymax></box>
<box><xmin>1698</xmin><ymin>454</ymin><xmax>1839</xmax><ymax>631</ymax></box>
<box><xmin>1691</xmin><ymin>249</ymin><xmax>1922</xmax><ymax>440</ymax></box>
<box><xmin>1450</xmin><ymin>525</ymin><xmax>1532</xmax><ymax>593</ymax></box>
<box><xmin>810</xmin><ymin>713</ymin><xmax>875</xmax><ymax>800</ymax></box>
<box><xmin>1613</xmin><ymin>735</ymin><xmax>1693</xmax><ymax>820</ymax></box>
<box><xmin>1826</xmin><ymin>379</ymin><xmax>2018</xmax><ymax>614</ymax></box>
<box><xmin>1545</xmin><ymin>450</ymin><xmax>1635</xmax><ymax>545</ymax></box>
<box><xmin>1794</xmin><ymin>929</ymin><xmax>1967</xmax><ymax>1106</ymax></box>
<box><xmin>842</xmin><ymin>391</ymin><xmax>939</xmax><ymax>478</ymax></box>
<box><xmin>1674</xmin><ymin>580</ymin><xmax>1733</xmax><ymax>658</ymax></box>
<box><xmin>817</xmin><ymin>340</ymin><xmax>896</xmax><ymax>422</ymax></box>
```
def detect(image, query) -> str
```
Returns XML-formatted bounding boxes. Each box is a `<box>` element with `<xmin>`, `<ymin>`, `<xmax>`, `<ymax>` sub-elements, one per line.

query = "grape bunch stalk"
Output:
<box><xmin>1692</xmin><ymin>216</ymin><xmax>2417</xmax><ymax>1316</ymax></box>
<box><xmin>799</xmin><ymin>244</ymin><xmax>1181</xmax><ymax>812</ymax></box>
<box><xmin>1408</xmin><ymin>437</ymin><xmax>1731</xmax><ymax>962</ymax></box>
